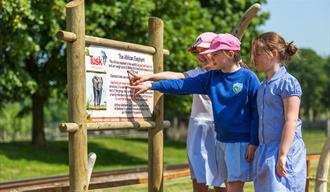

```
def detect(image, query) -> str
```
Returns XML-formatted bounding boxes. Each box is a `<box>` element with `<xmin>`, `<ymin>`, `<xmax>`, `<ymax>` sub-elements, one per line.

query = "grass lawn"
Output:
<box><xmin>0</xmin><ymin>129</ymin><xmax>329</xmax><ymax>191</ymax></box>
<box><xmin>0</xmin><ymin>136</ymin><xmax>187</xmax><ymax>181</ymax></box>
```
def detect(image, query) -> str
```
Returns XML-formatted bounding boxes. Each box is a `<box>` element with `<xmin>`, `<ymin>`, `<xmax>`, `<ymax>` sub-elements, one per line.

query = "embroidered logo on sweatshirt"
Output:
<box><xmin>232</xmin><ymin>82</ymin><xmax>243</xmax><ymax>94</ymax></box>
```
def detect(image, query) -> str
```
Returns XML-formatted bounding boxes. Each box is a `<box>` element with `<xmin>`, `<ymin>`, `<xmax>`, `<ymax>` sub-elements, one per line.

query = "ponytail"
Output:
<box><xmin>285</xmin><ymin>41</ymin><xmax>298</xmax><ymax>56</ymax></box>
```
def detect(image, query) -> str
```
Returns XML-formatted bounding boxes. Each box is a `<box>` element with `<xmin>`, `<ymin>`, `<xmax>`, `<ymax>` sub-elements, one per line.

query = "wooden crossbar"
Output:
<box><xmin>87</xmin><ymin>121</ymin><xmax>171</xmax><ymax>131</ymax></box>
<box><xmin>56</xmin><ymin>30</ymin><xmax>170</xmax><ymax>55</ymax></box>
<box><xmin>59</xmin><ymin>121</ymin><xmax>171</xmax><ymax>132</ymax></box>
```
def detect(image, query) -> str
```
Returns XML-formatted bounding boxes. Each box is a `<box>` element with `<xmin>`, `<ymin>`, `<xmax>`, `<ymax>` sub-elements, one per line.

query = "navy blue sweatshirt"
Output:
<box><xmin>152</xmin><ymin>68</ymin><xmax>260</xmax><ymax>145</ymax></box>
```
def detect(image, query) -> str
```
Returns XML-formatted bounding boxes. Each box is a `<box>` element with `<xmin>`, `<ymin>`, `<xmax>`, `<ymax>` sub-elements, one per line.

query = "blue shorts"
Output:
<box><xmin>215</xmin><ymin>141</ymin><xmax>253</xmax><ymax>183</ymax></box>
<box><xmin>187</xmin><ymin>118</ymin><xmax>224</xmax><ymax>187</ymax></box>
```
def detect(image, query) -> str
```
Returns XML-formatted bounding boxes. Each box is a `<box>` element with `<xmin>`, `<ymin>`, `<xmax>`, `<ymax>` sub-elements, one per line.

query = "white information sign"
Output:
<box><xmin>85</xmin><ymin>45</ymin><xmax>154</xmax><ymax>122</ymax></box>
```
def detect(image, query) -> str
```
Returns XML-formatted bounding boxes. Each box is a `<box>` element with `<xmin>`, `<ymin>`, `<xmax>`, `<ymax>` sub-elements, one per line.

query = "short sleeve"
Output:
<box><xmin>280</xmin><ymin>76</ymin><xmax>302</xmax><ymax>98</ymax></box>
<box><xmin>183</xmin><ymin>67</ymin><xmax>206</xmax><ymax>78</ymax></box>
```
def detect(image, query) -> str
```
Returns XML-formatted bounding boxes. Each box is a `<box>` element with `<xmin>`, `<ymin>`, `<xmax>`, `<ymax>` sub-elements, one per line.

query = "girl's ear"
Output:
<box><xmin>271</xmin><ymin>50</ymin><xmax>279</xmax><ymax>58</ymax></box>
<box><xmin>228</xmin><ymin>51</ymin><xmax>235</xmax><ymax>59</ymax></box>
<box><xmin>221</xmin><ymin>51</ymin><xmax>234</xmax><ymax>59</ymax></box>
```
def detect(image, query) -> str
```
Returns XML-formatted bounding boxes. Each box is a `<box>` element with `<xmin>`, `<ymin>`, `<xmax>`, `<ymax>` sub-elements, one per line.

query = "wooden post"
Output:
<box><xmin>148</xmin><ymin>17</ymin><xmax>164</xmax><ymax>192</ymax></box>
<box><xmin>66</xmin><ymin>1</ymin><xmax>88</xmax><ymax>191</ymax></box>
<box><xmin>315</xmin><ymin>137</ymin><xmax>330</xmax><ymax>192</ymax></box>
<box><xmin>306</xmin><ymin>159</ymin><xmax>310</xmax><ymax>192</ymax></box>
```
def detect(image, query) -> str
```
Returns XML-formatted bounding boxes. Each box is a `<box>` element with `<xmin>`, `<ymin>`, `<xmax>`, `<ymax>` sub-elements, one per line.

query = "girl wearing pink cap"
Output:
<box><xmin>129</xmin><ymin>33</ymin><xmax>260</xmax><ymax>192</ymax></box>
<box><xmin>128</xmin><ymin>32</ymin><xmax>226</xmax><ymax>192</ymax></box>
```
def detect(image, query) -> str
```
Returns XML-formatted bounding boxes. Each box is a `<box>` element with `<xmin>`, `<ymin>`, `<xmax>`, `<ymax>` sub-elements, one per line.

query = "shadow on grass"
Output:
<box><xmin>0</xmin><ymin>141</ymin><xmax>69</xmax><ymax>165</ymax></box>
<box><xmin>88</xmin><ymin>142</ymin><xmax>147</xmax><ymax>166</ymax></box>
<box><xmin>0</xmin><ymin>139</ymin><xmax>147</xmax><ymax>167</ymax></box>
<box><xmin>123</xmin><ymin>137</ymin><xmax>186</xmax><ymax>149</ymax></box>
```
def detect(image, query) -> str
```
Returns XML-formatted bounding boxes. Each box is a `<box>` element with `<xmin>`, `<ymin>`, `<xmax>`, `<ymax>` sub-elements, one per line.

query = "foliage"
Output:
<box><xmin>321</xmin><ymin>56</ymin><xmax>330</xmax><ymax>117</ymax></box>
<box><xmin>200</xmin><ymin>0</ymin><xmax>269</xmax><ymax>63</ymax></box>
<box><xmin>0</xmin><ymin>96</ymin><xmax>67</xmax><ymax>142</ymax></box>
<box><xmin>44</xmin><ymin>94</ymin><xmax>68</xmax><ymax>123</ymax></box>
<box><xmin>287</xmin><ymin>48</ymin><xmax>330</xmax><ymax>120</ymax></box>
<box><xmin>0</xmin><ymin>0</ymin><xmax>37</xmax><ymax>102</ymax></box>
<box><xmin>0</xmin><ymin>0</ymin><xmax>67</xmax><ymax>101</ymax></box>
<box><xmin>0</xmin><ymin>0</ymin><xmax>67</xmax><ymax>145</ymax></box>
<box><xmin>0</xmin><ymin>102</ymin><xmax>32</xmax><ymax>141</ymax></box>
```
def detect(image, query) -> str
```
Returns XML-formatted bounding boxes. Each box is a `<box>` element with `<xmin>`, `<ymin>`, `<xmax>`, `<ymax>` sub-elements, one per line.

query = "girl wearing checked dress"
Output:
<box><xmin>129</xmin><ymin>33</ymin><xmax>260</xmax><ymax>192</ymax></box>
<box><xmin>250</xmin><ymin>32</ymin><xmax>306</xmax><ymax>192</ymax></box>
<box><xmin>128</xmin><ymin>32</ymin><xmax>226</xmax><ymax>192</ymax></box>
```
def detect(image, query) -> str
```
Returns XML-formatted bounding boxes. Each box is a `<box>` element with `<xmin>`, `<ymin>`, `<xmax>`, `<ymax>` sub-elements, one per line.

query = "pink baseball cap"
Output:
<box><xmin>187</xmin><ymin>32</ymin><xmax>217</xmax><ymax>52</ymax></box>
<box><xmin>200</xmin><ymin>33</ymin><xmax>241</xmax><ymax>54</ymax></box>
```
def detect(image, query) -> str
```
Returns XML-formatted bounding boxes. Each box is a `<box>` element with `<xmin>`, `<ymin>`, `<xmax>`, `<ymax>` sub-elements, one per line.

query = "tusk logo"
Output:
<box><xmin>232</xmin><ymin>82</ymin><xmax>243</xmax><ymax>94</ymax></box>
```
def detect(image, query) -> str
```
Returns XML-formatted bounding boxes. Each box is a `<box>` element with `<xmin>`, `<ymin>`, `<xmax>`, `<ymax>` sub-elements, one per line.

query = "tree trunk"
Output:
<box><xmin>313</xmin><ymin>109</ymin><xmax>319</xmax><ymax>120</ymax></box>
<box><xmin>31</xmin><ymin>93</ymin><xmax>46</xmax><ymax>146</ymax></box>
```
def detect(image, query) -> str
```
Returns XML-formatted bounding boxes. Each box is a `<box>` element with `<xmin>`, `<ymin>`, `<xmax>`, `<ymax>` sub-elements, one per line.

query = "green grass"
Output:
<box><xmin>0</xmin><ymin>136</ymin><xmax>187</xmax><ymax>181</ymax></box>
<box><xmin>92</xmin><ymin>129</ymin><xmax>330</xmax><ymax>192</ymax></box>
<box><xmin>303</xmin><ymin>129</ymin><xmax>328</xmax><ymax>154</ymax></box>
<box><xmin>0</xmin><ymin>140</ymin><xmax>69</xmax><ymax>180</ymax></box>
<box><xmin>91</xmin><ymin>177</ymin><xmax>193</xmax><ymax>192</ymax></box>
<box><xmin>0</xmin><ymin>129</ymin><xmax>328</xmax><ymax>191</ymax></box>
<box><xmin>91</xmin><ymin>177</ymin><xmax>255</xmax><ymax>192</ymax></box>
<box><xmin>302</xmin><ymin>129</ymin><xmax>330</xmax><ymax>191</ymax></box>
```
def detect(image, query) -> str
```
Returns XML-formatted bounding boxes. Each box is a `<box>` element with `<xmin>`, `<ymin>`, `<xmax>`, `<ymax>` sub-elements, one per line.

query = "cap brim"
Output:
<box><xmin>187</xmin><ymin>42</ymin><xmax>210</xmax><ymax>52</ymax></box>
<box><xmin>196</xmin><ymin>42</ymin><xmax>210</xmax><ymax>48</ymax></box>
<box><xmin>187</xmin><ymin>46</ymin><xmax>195</xmax><ymax>52</ymax></box>
<box><xmin>200</xmin><ymin>48</ymin><xmax>220</xmax><ymax>54</ymax></box>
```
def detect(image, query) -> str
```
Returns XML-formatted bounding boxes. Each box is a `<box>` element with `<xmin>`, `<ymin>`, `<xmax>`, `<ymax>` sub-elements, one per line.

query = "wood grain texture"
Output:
<box><xmin>66</xmin><ymin>1</ymin><xmax>88</xmax><ymax>191</ymax></box>
<box><xmin>315</xmin><ymin>137</ymin><xmax>330</xmax><ymax>192</ymax></box>
<box><xmin>232</xmin><ymin>3</ymin><xmax>261</xmax><ymax>40</ymax></box>
<box><xmin>148</xmin><ymin>17</ymin><xmax>164</xmax><ymax>192</ymax></box>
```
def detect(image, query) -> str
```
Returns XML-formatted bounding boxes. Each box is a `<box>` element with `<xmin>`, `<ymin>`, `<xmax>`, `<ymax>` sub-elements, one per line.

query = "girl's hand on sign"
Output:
<box><xmin>127</xmin><ymin>83</ymin><xmax>152</xmax><ymax>98</ymax></box>
<box><xmin>127</xmin><ymin>70</ymin><xmax>150</xmax><ymax>85</ymax></box>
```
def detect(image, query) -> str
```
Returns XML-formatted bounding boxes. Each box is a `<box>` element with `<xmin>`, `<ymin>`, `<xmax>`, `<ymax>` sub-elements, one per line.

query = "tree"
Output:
<box><xmin>322</xmin><ymin>56</ymin><xmax>330</xmax><ymax>119</ymax></box>
<box><xmin>287</xmin><ymin>48</ymin><xmax>329</xmax><ymax>120</ymax></box>
<box><xmin>0</xmin><ymin>0</ymin><xmax>66</xmax><ymax>146</ymax></box>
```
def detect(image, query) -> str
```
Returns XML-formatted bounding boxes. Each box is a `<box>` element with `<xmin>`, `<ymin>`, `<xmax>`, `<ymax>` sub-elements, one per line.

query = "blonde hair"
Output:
<box><xmin>250</xmin><ymin>32</ymin><xmax>298</xmax><ymax>64</ymax></box>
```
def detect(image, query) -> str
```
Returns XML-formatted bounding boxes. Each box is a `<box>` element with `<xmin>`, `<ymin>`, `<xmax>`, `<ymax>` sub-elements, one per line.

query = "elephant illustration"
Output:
<box><xmin>92</xmin><ymin>76</ymin><xmax>103</xmax><ymax>106</ymax></box>
<box><xmin>101</xmin><ymin>50</ymin><xmax>107</xmax><ymax>65</ymax></box>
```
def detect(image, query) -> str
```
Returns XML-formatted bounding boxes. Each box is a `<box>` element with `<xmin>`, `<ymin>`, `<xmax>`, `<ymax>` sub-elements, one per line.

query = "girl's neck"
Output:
<box><xmin>222</xmin><ymin>63</ymin><xmax>240</xmax><ymax>73</ymax></box>
<box><xmin>266</xmin><ymin>62</ymin><xmax>281</xmax><ymax>80</ymax></box>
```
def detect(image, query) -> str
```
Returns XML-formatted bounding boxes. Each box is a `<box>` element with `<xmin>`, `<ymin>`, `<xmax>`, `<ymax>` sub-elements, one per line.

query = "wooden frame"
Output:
<box><xmin>57</xmin><ymin>1</ymin><xmax>168</xmax><ymax>192</ymax></box>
